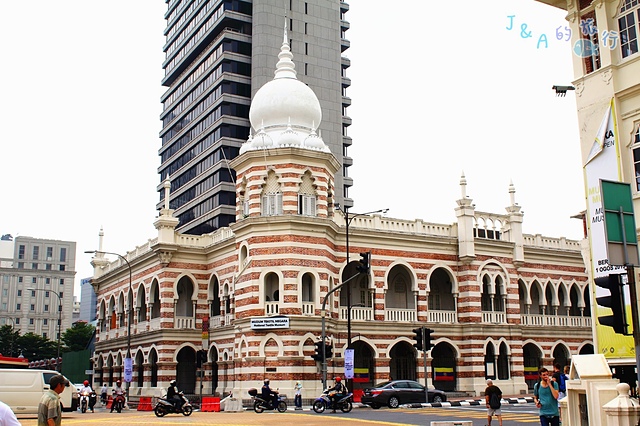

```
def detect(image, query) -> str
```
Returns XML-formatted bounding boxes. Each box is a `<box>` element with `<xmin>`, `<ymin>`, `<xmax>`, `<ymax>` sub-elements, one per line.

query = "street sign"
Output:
<box><xmin>601</xmin><ymin>180</ymin><xmax>639</xmax><ymax>266</ymax></box>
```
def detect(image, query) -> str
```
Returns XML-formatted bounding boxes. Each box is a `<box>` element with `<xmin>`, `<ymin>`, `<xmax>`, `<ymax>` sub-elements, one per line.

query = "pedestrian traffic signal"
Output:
<box><xmin>424</xmin><ymin>328</ymin><xmax>435</xmax><ymax>351</ymax></box>
<box><xmin>412</xmin><ymin>327</ymin><xmax>424</xmax><ymax>351</ymax></box>
<box><xmin>312</xmin><ymin>341</ymin><xmax>323</xmax><ymax>361</ymax></box>
<box><xmin>594</xmin><ymin>273</ymin><xmax>629</xmax><ymax>335</ymax></box>
<box><xmin>356</xmin><ymin>252</ymin><xmax>371</xmax><ymax>273</ymax></box>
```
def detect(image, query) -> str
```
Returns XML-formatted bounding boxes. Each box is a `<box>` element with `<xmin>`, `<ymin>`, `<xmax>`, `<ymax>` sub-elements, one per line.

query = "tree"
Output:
<box><xmin>0</xmin><ymin>325</ymin><xmax>21</xmax><ymax>357</ymax></box>
<box><xmin>61</xmin><ymin>321</ymin><xmax>95</xmax><ymax>352</ymax></box>
<box><xmin>17</xmin><ymin>332</ymin><xmax>57</xmax><ymax>361</ymax></box>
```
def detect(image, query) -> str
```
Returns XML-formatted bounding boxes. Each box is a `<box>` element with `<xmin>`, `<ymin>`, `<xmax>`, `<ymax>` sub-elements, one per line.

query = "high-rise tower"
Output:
<box><xmin>158</xmin><ymin>0</ymin><xmax>352</xmax><ymax>235</ymax></box>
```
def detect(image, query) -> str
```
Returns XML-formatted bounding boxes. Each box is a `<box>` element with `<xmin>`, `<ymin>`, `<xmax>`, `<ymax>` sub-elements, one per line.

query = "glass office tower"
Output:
<box><xmin>159</xmin><ymin>0</ymin><xmax>352</xmax><ymax>234</ymax></box>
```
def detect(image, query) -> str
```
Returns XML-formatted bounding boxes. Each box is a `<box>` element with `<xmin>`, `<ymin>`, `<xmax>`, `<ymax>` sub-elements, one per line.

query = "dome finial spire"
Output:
<box><xmin>275</xmin><ymin>15</ymin><xmax>296</xmax><ymax>79</ymax></box>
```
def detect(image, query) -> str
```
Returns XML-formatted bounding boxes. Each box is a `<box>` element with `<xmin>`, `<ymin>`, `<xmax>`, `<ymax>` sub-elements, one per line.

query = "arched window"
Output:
<box><xmin>261</xmin><ymin>170</ymin><xmax>282</xmax><ymax>216</ymax></box>
<box><xmin>301</xmin><ymin>273</ymin><xmax>313</xmax><ymax>302</ymax></box>
<box><xmin>298</xmin><ymin>171</ymin><xmax>317</xmax><ymax>216</ymax></box>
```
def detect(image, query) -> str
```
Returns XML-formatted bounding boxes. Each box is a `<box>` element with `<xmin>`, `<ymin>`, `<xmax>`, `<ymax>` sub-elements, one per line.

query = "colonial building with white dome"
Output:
<box><xmin>89</xmin><ymin>28</ymin><xmax>593</xmax><ymax>401</ymax></box>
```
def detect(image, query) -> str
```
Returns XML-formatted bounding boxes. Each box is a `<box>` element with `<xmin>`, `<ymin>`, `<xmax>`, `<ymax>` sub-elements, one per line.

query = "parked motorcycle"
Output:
<box><xmin>80</xmin><ymin>390</ymin><xmax>97</xmax><ymax>413</ymax></box>
<box><xmin>111</xmin><ymin>393</ymin><xmax>126</xmax><ymax>413</ymax></box>
<box><xmin>312</xmin><ymin>390</ymin><xmax>353</xmax><ymax>414</ymax></box>
<box><xmin>154</xmin><ymin>391</ymin><xmax>193</xmax><ymax>417</ymax></box>
<box><xmin>248</xmin><ymin>388</ymin><xmax>287</xmax><ymax>413</ymax></box>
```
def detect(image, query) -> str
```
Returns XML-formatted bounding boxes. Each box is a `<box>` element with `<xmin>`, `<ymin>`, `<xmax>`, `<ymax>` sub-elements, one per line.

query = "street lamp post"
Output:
<box><xmin>85</xmin><ymin>250</ymin><xmax>133</xmax><ymax>391</ymax></box>
<box><xmin>27</xmin><ymin>287</ymin><xmax>62</xmax><ymax>372</ymax></box>
<box><xmin>334</xmin><ymin>205</ymin><xmax>388</xmax><ymax>348</ymax></box>
<box><xmin>334</xmin><ymin>204</ymin><xmax>387</xmax><ymax>390</ymax></box>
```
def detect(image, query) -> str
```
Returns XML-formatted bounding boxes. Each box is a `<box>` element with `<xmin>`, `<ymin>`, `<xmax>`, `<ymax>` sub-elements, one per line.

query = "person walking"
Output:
<box><xmin>0</xmin><ymin>400</ymin><xmax>21</xmax><ymax>426</ymax></box>
<box><xmin>37</xmin><ymin>375</ymin><xmax>66</xmax><ymax>426</ymax></box>
<box><xmin>534</xmin><ymin>367</ymin><xmax>560</xmax><ymax>426</ymax></box>
<box><xmin>484</xmin><ymin>379</ymin><xmax>503</xmax><ymax>426</ymax></box>
<box><xmin>294</xmin><ymin>381</ymin><xmax>303</xmax><ymax>410</ymax></box>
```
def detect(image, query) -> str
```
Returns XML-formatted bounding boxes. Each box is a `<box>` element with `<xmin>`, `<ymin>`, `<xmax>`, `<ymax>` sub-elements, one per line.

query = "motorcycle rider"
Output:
<box><xmin>261</xmin><ymin>379</ymin><xmax>279</xmax><ymax>409</ymax></box>
<box><xmin>167</xmin><ymin>379</ymin><xmax>183</xmax><ymax>411</ymax></box>
<box><xmin>111</xmin><ymin>380</ymin><xmax>125</xmax><ymax>413</ymax></box>
<box><xmin>328</xmin><ymin>377</ymin><xmax>347</xmax><ymax>413</ymax></box>
<box><xmin>79</xmin><ymin>380</ymin><xmax>95</xmax><ymax>412</ymax></box>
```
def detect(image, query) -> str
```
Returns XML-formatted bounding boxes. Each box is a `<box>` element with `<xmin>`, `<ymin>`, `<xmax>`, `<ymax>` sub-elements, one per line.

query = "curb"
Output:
<box><xmin>403</xmin><ymin>397</ymin><xmax>535</xmax><ymax>409</ymax></box>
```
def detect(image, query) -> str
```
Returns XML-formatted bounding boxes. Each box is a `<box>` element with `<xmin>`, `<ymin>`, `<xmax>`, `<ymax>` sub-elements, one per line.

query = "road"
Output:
<box><xmin>16</xmin><ymin>404</ymin><xmax>539</xmax><ymax>425</ymax></box>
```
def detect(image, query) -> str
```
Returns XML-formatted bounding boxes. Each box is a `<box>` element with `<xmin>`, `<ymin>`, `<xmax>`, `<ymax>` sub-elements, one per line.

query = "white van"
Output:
<box><xmin>0</xmin><ymin>369</ymin><xmax>78</xmax><ymax>414</ymax></box>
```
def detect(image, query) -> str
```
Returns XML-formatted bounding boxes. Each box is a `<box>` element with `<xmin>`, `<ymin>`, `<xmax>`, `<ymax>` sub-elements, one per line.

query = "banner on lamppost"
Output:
<box><xmin>124</xmin><ymin>357</ymin><xmax>133</xmax><ymax>383</ymax></box>
<box><xmin>344</xmin><ymin>349</ymin><xmax>354</xmax><ymax>379</ymax></box>
<box><xmin>202</xmin><ymin>315</ymin><xmax>210</xmax><ymax>351</ymax></box>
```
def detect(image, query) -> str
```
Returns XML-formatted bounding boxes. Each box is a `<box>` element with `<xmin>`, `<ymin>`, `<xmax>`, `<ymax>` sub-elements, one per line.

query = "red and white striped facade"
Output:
<box><xmin>90</xmin><ymin>30</ymin><xmax>592</xmax><ymax>399</ymax></box>
<box><xmin>90</xmin><ymin>147</ymin><xmax>592</xmax><ymax>398</ymax></box>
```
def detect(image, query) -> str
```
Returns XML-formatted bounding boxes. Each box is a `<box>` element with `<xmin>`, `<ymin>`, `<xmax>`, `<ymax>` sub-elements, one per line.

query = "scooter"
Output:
<box><xmin>154</xmin><ymin>391</ymin><xmax>193</xmax><ymax>417</ymax></box>
<box><xmin>312</xmin><ymin>390</ymin><xmax>353</xmax><ymax>413</ymax></box>
<box><xmin>80</xmin><ymin>390</ymin><xmax>97</xmax><ymax>413</ymax></box>
<box><xmin>248</xmin><ymin>388</ymin><xmax>287</xmax><ymax>413</ymax></box>
<box><xmin>111</xmin><ymin>392</ymin><xmax>126</xmax><ymax>413</ymax></box>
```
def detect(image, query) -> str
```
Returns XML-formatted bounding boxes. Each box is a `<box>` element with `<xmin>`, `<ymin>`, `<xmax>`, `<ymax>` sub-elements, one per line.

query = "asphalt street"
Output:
<box><xmin>15</xmin><ymin>402</ymin><xmax>540</xmax><ymax>426</ymax></box>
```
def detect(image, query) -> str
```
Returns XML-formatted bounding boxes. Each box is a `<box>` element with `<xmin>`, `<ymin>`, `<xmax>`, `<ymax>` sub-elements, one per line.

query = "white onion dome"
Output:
<box><xmin>240</xmin><ymin>26</ymin><xmax>329</xmax><ymax>153</ymax></box>
<box><xmin>278</xmin><ymin>121</ymin><xmax>302</xmax><ymax>147</ymax></box>
<box><xmin>304</xmin><ymin>128</ymin><xmax>325</xmax><ymax>150</ymax></box>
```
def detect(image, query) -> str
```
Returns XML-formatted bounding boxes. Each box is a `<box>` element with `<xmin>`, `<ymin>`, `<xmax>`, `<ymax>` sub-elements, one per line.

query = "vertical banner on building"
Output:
<box><xmin>583</xmin><ymin>98</ymin><xmax>632</xmax><ymax>358</ymax></box>
<box><xmin>124</xmin><ymin>357</ymin><xmax>133</xmax><ymax>383</ymax></box>
<box><xmin>344</xmin><ymin>349</ymin><xmax>354</xmax><ymax>379</ymax></box>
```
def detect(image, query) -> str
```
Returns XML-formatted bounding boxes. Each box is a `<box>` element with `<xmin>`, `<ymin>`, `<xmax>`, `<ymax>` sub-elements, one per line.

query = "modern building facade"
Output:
<box><xmin>0</xmin><ymin>235</ymin><xmax>76</xmax><ymax>340</ymax></box>
<box><xmin>90</xmin><ymin>36</ymin><xmax>593</xmax><ymax>400</ymax></box>
<box><xmin>79</xmin><ymin>277</ymin><xmax>97</xmax><ymax>323</ymax></box>
<box><xmin>533</xmin><ymin>0</ymin><xmax>640</xmax><ymax>384</ymax></box>
<box><xmin>158</xmin><ymin>0</ymin><xmax>353</xmax><ymax>235</ymax></box>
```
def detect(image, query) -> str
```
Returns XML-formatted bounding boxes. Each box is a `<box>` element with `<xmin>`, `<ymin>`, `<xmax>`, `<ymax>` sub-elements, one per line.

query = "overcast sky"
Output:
<box><xmin>1</xmin><ymin>0</ymin><xmax>583</xmax><ymax>298</ymax></box>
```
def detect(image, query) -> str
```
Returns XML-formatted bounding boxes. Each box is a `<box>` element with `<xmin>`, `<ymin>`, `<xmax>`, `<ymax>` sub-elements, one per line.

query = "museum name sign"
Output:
<box><xmin>250</xmin><ymin>316</ymin><xmax>290</xmax><ymax>330</ymax></box>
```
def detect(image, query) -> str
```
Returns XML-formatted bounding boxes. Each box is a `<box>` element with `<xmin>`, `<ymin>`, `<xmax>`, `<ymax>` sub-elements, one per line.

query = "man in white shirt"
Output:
<box><xmin>0</xmin><ymin>400</ymin><xmax>21</xmax><ymax>426</ymax></box>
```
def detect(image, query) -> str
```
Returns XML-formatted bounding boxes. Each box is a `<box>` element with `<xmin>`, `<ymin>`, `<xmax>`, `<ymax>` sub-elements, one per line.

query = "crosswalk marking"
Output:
<box><xmin>399</xmin><ymin>407</ymin><xmax>539</xmax><ymax>423</ymax></box>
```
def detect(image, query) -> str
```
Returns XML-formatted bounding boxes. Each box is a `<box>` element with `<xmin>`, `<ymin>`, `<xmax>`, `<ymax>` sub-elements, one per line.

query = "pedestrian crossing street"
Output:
<box><xmin>399</xmin><ymin>406</ymin><xmax>540</xmax><ymax>423</ymax></box>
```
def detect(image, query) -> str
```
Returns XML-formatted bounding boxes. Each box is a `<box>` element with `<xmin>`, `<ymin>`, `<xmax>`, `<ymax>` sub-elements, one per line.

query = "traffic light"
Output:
<box><xmin>196</xmin><ymin>349</ymin><xmax>207</xmax><ymax>368</ymax></box>
<box><xmin>412</xmin><ymin>327</ymin><xmax>424</xmax><ymax>351</ymax></box>
<box><xmin>325</xmin><ymin>344</ymin><xmax>333</xmax><ymax>359</ymax></box>
<box><xmin>356</xmin><ymin>252</ymin><xmax>371</xmax><ymax>273</ymax></box>
<box><xmin>594</xmin><ymin>273</ymin><xmax>628</xmax><ymax>335</ymax></box>
<box><xmin>312</xmin><ymin>341</ymin><xmax>323</xmax><ymax>361</ymax></box>
<box><xmin>424</xmin><ymin>328</ymin><xmax>435</xmax><ymax>351</ymax></box>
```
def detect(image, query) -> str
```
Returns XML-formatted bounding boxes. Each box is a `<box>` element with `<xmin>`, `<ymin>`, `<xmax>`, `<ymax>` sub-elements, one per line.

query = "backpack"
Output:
<box><xmin>558</xmin><ymin>373</ymin><xmax>566</xmax><ymax>392</ymax></box>
<box><xmin>489</xmin><ymin>391</ymin><xmax>502</xmax><ymax>409</ymax></box>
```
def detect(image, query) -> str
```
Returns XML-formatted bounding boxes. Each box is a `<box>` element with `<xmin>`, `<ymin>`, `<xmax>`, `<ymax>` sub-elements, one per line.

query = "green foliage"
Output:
<box><xmin>17</xmin><ymin>332</ymin><xmax>58</xmax><ymax>361</ymax></box>
<box><xmin>0</xmin><ymin>325</ymin><xmax>21</xmax><ymax>357</ymax></box>
<box><xmin>61</xmin><ymin>321</ymin><xmax>95</xmax><ymax>352</ymax></box>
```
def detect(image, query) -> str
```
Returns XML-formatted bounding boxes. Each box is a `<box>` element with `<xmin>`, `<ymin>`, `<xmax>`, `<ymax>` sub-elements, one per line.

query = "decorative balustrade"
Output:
<box><xmin>302</xmin><ymin>302</ymin><xmax>315</xmax><ymax>316</ymax></box>
<box><xmin>340</xmin><ymin>306</ymin><xmax>373</xmax><ymax>321</ymax></box>
<box><xmin>175</xmin><ymin>316</ymin><xmax>195</xmax><ymax>329</ymax></box>
<box><xmin>427</xmin><ymin>310</ymin><xmax>457</xmax><ymax>324</ymax></box>
<box><xmin>265</xmin><ymin>302</ymin><xmax>279</xmax><ymax>315</ymax></box>
<box><xmin>385</xmin><ymin>308</ymin><xmax>416</xmax><ymax>322</ymax></box>
<box><xmin>210</xmin><ymin>316</ymin><xmax>222</xmax><ymax>328</ymax></box>
<box><xmin>482</xmin><ymin>311</ymin><xmax>506</xmax><ymax>324</ymax></box>
<box><xmin>224</xmin><ymin>313</ymin><xmax>233</xmax><ymax>325</ymax></box>
<box><xmin>521</xmin><ymin>314</ymin><xmax>591</xmax><ymax>327</ymax></box>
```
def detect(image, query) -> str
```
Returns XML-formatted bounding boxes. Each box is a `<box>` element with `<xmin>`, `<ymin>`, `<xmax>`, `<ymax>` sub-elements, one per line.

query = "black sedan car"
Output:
<box><xmin>361</xmin><ymin>380</ymin><xmax>447</xmax><ymax>409</ymax></box>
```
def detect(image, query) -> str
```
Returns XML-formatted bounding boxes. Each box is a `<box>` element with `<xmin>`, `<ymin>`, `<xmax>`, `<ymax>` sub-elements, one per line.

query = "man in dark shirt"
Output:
<box><xmin>261</xmin><ymin>379</ymin><xmax>278</xmax><ymax>409</ymax></box>
<box><xmin>484</xmin><ymin>379</ymin><xmax>503</xmax><ymax>426</ymax></box>
<box><xmin>167</xmin><ymin>379</ymin><xmax>182</xmax><ymax>410</ymax></box>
